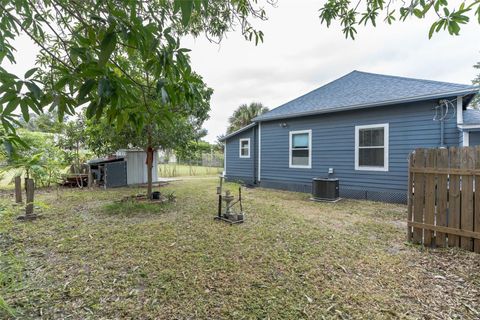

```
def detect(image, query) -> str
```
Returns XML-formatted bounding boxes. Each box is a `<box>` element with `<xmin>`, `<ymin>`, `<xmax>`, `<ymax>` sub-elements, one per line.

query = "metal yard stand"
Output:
<box><xmin>214</xmin><ymin>175</ymin><xmax>244</xmax><ymax>224</ymax></box>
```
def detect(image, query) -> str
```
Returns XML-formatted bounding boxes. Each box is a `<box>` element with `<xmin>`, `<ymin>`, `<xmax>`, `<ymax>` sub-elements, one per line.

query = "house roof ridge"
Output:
<box><xmin>352</xmin><ymin>70</ymin><xmax>475</xmax><ymax>88</ymax></box>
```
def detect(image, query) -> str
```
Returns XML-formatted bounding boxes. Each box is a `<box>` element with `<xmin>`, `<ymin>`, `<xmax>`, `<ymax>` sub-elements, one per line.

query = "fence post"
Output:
<box><xmin>407</xmin><ymin>152</ymin><xmax>414</xmax><ymax>242</ymax></box>
<box><xmin>25</xmin><ymin>178</ymin><xmax>35</xmax><ymax>217</ymax></box>
<box><xmin>14</xmin><ymin>175</ymin><xmax>22</xmax><ymax>203</ymax></box>
<box><xmin>412</xmin><ymin>148</ymin><xmax>425</xmax><ymax>244</ymax></box>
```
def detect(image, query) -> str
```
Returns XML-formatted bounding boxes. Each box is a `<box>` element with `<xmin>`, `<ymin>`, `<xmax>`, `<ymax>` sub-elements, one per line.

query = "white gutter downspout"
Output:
<box><xmin>456</xmin><ymin>96</ymin><xmax>468</xmax><ymax>147</ymax></box>
<box><xmin>457</xmin><ymin>95</ymin><xmax>463</xmax><ymax>125</ymax></box>
<box><xmin>223</xmin><ymin>142</ymin><xmax>227</xmax><ymax>176</ymax></box>
<box><xmin>463</xmin><ymin>131</ymin><xmax>470</xmax><ymax>147</ymax></box>
<box><xmin>258</xmin><ymin>122</ymin><xmax>261</xmax><ymax>182</ymax></box>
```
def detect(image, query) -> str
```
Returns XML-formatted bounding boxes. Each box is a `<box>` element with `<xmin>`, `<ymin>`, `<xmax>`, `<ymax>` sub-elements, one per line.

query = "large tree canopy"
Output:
<box><xmin>0</xmin><ymin>0</ymin><xmax>269</xmax><ymax>140</ymax></box>
<box><xmin>319</xmin><ymin>0</ymin><xmax>480</xmax><ymax>39</ymax></box>
<box><xmin>1</xmin><ymin>0</ymin><xmax>479</xmax><ymax>143</ymax></box>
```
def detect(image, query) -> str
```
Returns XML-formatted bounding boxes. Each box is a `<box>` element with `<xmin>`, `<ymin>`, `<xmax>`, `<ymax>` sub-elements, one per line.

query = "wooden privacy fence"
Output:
<box><xmin>407</xmin><ymin>147</ymin><xmax>480</xmax><ymax>253</ymax></box>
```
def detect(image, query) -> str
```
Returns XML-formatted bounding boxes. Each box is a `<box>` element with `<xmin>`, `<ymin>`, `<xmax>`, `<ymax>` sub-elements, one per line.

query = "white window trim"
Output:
<box><xmin>289</xmin><ymin>129</ymin><xmax>312</xmax><ymax>169</ymax></box>
<box><xmin>355</xmin><ymin>123</ymin><xmax>389</xmax><ymax>172</ymax></box>
<box><xmin>239</xmin><ymin>138</ymin><xmax>250</xmax><ymax>158</ymax></box>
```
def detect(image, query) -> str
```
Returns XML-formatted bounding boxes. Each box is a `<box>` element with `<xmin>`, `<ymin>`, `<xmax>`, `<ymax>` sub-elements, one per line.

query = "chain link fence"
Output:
<box><xmin>158</xmin><ymin>152</ymin><xmax>223</xmax><ymax>177</ymax></box>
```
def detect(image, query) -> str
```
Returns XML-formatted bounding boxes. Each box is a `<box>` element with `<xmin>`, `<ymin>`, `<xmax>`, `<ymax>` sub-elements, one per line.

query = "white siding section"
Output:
<box><xmin>126</xmin><ymin>150</ymin><xmax>158</xmax><ymax>185</ymax></box>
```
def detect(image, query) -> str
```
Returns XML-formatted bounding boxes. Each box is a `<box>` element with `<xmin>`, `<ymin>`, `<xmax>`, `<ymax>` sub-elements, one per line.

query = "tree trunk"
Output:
<box><xmin>146</xmin><ymin>131</ymin><xmax>153</xmax><ymax>199</ymax></box>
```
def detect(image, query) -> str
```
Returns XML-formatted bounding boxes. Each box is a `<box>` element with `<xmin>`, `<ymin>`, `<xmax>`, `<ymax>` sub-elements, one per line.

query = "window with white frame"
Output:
<box><xmin>355</xmin><ymin>123</ymin><xmax>389</xmax><ymax>171</ymax></box>
<box><xmin>289</xmin><ymin>130</ymin><xmax>311</xmax><ymax>168</ymax></box>
<box><xmin>239</xmin><ymin>138</ymin><xmax>250</xmax><ymax>158</ymax></box>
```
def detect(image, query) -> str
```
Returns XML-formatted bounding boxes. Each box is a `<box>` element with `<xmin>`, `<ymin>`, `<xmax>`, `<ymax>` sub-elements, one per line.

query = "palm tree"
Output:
<box><xmin>472</xmin><ymin>60</ymin><xmax>480</xmax><ymax>109</ymax></box>
<box><xmin>227</xmin><ymin>102</ymin><xmax>269</xmax><ymax>133</ymax></box>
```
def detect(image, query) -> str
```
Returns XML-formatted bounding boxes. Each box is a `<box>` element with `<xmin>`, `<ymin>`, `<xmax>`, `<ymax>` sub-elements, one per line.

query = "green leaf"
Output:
<box><xmin>78</xmin><ymin>79</ymin><xmax>96</xmax><ymax>102</ymax></box>
<box><xmin>86</xmin><ymin>101</ymin><xmax>98</xmax><ymax>118</ymax></box>
<box><xmin>25</xmin><ymin>81</ymin><xmax>41</xmax><ymax>99</ymax></box>
<box><xmin>97</xmin><ymin>78</ymin><xmax>113</xmax><ymax>98</ymax></box>
<box><xmin>24</xmin><ymin>67</ymin><xmax>38</xmax><ymax>79</ymax></box>
<box><xmin>428</xmin><ymin>22</ymin><xmax>437</xmax><ymax>38</ymax></box>
<box><xmin>20</xmin><ymin>99</ymin><xmax>29</xmax><ymax>122</ymax></box>
<box><xmin>4</xmin><ymin>97</ymin><xmax>20</xmax><ymax>114</ymax></box>
<box><xmin>54</xmin><ymin>75</ymin><xmax>70</xmax><ymax>90</ymax></box>
<box><xmin>179</xmin><ymin>0</ymin><xmax>194</xmax><ymax>26</ymax></box>
<box><xmin>98</xmin><ymin>31</ymin><xmax>117</xmax><ymax>67</ymax></box>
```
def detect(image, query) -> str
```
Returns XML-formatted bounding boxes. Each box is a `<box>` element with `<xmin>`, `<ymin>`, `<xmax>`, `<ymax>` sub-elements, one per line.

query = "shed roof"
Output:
<box><xmin>88</xmin><ymin>156</ymin><xmax>125</xmax><ymax>165</ymax></box>
<box><xmin>254</xmin><ymin>71</ymin><xmax>479</xmax><ymax>121</ymax></box>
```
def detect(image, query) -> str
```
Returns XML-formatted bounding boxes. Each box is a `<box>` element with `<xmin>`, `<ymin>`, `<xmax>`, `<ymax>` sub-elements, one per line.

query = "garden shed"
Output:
<box><xmin>88</xmin><ymin>149</ymin><xmax>158</xmax><ymax>188</ymax></box>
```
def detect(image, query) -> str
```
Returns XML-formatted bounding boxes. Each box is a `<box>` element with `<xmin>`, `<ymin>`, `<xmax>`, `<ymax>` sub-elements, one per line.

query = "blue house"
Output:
<box><xmin>221</xmin><ymin>71</ymin><xmax>479</xmax><ymax>203</ymax></box>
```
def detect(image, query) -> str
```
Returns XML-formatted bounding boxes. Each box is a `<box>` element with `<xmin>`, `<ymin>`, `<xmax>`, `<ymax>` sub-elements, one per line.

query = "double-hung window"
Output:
<box><xmin>355</xmin><ymin>123</ymin><xmax>389</xmax><ymax>171</ymax></box>
<box><xmin>239</xmin><ymin>138</ymin><xmax>250</xmax><ymax>158</ymax></box>
<box><xmin>289</xmin><ymin>130</ymin><xmax>312</xmax><ymax>168</ymax></box>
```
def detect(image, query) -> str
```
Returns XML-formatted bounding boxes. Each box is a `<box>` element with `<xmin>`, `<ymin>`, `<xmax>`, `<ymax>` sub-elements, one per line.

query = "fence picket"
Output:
<box><xmin>475</xmin><ymin>146</ymin><xmax>480</xmax><ymax>253</ymax></box>
<box><xmin>412</xmin><ymin>148</ymin><xmax>425</xmax><ymax>244</ymax></box>
<box><xmin>460</xmin><ymin>147</ymin><xmax>475</xmax><ymax>250</ymax></box>
<box><xmin>448</xmin><ymin>147</ymin><xmax>461</xmax><ymax>247</ymax></box>
<box><xmin>460</xmin><ymin>147</ymin><xmax>474</xmax><ymax>251</ymax></box>
<box><xmin>424</xmin><ymin>149</ymin><xmax>436</xmax><ymax>246</ymax></box>
<box><xmin>435</xmin><ymin>148</ymin><xmax>448</xmax><ymax>247</ymax></box>
<box><xmin>408</xmin><ymin>146</ymin><xmax>480</xmax><ymax>253</ymax></box>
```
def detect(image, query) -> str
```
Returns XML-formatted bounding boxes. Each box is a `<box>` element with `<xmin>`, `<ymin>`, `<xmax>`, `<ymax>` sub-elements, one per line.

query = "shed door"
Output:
<box><xmin>105</xmin><ymin>161</ymin><xmax>127</xmax><ymax>187</ymax></box>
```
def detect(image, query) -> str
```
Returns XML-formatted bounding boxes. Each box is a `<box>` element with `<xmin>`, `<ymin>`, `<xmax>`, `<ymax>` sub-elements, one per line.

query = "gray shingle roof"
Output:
<box><xmin>254</xmin><ymin>71</ymin><xmax>479</xmax><ymax>121</ymax></box>
<box><xmin>463</xmin><ymin>109</ymin><xmax>480</xmax><ymax>125</ymax></box>
<box><xmin>219</xmin><ymin>122</ymin><xmax>256</xmax><ymax>141</ymax></box>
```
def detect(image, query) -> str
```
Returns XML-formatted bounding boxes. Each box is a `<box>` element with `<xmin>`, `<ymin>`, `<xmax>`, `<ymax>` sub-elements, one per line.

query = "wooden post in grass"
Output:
<box><xmin>87</xmin><ymin>166</ymin><xmax>93</xmax><ymax>188</ymax></box>
<box><xmin>25</xmin><ymin>178</ymin><xmax>35</xmax><ymax>217</ymax></box>
<box><xmin>14</xmin><ymin>175</ymin><xmax>22</xmax><ymax>203</ymax></box>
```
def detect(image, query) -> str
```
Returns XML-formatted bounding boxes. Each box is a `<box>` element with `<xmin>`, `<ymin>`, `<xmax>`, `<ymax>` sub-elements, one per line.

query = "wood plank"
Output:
<box><xmin>407</xmin><ymin>152</ymin><xmax>414</xmax><ymax>241</ymax></box>
<box><xmin>412</xmin><ymin>148</ymin><xmax>425</xmax><ymax>244</ymax></box>
<box><xmin>424</xmin><ymin>149</ymin><xmax>436</xmax><ymax>246</ymax></box>
<box><xmin>435</xmin><ymin>148</ymin><xmax>448</xmax><ymax>248</ymax></box>
<box><xmin>408</xmin><ymin>221</ymin><xmax>480</xmax><ymax>240</ymax></box>
<box><xmin>410</xmin><ymin>167</ymin><xmax>480</xmax><ymax>175</ymax></box>
<box><xmin>475</xmin><ymin>146</ymin><xmax>480</xmax><ymax>253</ymax></box>
<box><xmin>460</xmin><ymin>147</ymin><xmax>474</xmax><ymax>251</ymax></box>
<box><xmin>448</xmin><ymin>147</ymin><xmax>461</xmax><ymax>247</ymax></box>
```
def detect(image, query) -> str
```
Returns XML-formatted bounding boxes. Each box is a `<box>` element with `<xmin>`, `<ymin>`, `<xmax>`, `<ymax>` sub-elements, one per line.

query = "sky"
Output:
<box><xmin>2</xmin><ymin>0</ymin><xmax>479</xmax><ymax>143</ymax></box>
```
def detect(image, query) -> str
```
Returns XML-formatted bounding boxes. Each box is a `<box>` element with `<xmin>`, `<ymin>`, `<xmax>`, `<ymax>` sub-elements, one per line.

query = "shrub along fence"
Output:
<box><xmin>407</xmin><ymin>147</ymin><xmax>480</xmax><ymax>253</ymax></box>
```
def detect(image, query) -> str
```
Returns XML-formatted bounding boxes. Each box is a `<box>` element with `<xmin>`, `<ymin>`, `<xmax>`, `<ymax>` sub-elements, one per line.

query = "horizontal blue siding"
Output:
<box><xmin>258</xmin><ymin>100</ymin><xmax>459</xmax><ymax>202</ymax></box>
<box><xmin>225</xmin><ymin>126</ymin><xmax>256</xmax><ymax>183</ymax></box>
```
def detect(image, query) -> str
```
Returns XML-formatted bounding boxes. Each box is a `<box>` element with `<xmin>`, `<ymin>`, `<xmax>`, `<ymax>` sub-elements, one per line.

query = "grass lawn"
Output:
<box><xmin>1</xmin><ymin>178</ymin><xmax>479</xmax><ymax>319</ymax></box>
<box><xmin>158</xmin><ymin>164</ymin><xmax>222</xmax><ymax>177</ymax></box>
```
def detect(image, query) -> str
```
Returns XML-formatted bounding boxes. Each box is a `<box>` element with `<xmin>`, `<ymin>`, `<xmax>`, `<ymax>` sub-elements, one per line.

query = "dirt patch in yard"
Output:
<box><xmin>1</xmin><ymin>179</ymin><xmax>479</xmax><ymax>319</ymax></box>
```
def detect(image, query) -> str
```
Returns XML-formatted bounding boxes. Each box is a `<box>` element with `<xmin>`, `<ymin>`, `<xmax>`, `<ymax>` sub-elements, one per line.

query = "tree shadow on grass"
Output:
<box><xmin>102</xmin><ymin>200</ymin><xmax>174</xmax><ymax>216</ymax></box>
